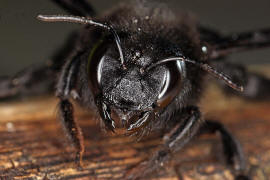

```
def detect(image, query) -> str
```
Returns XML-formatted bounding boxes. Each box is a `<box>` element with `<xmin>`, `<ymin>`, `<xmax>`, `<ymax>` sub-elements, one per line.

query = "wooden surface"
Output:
<box><xmin>0</xmin><ymin>67</ymin><xmax>270</xmax><ymax>180</ymax></box>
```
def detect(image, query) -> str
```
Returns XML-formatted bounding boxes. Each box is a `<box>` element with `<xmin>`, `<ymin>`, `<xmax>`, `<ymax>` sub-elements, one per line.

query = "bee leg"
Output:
<box><xmin>214</xmin><ymin>62</ymin><xmax>270</xmax><ymax>100</ymax></box>
<box><xmin>56</xmin><ymin>51</ymin><xmax>85</xmax><ymax>167</ymax></box>
<box><xmin>52</xmin><ymin>0</ymin><xmax>96</xmax><ymax>17</ymax></box>
<box><xmin>124</xmin><ymin>106</ymin><xmax>201</xmax><ymax>180</ymax></box>
<box><xmin>0</xmin><ymin>65</ymin><xmax>55</xmax><ymax>100</ymax></box>
<box><xmin>199</xmin><ymin>120</ymin><xmax>250</xmax><ymax>180</ymax></box>
<box><xmin>58</xmin><ymin>99</ymin><xmax>84</xmax><ymax>167</ymax></box>
<box><xmin>0</xmin><ymin>32</ymin><xmax>79</xmax><ymax>100</ymax></box>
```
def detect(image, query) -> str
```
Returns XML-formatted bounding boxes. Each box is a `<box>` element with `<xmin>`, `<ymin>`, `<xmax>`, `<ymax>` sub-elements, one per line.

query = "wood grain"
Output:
<box><xmin>0</xmin><ymin>66</ymin><xmax>270</xmax><ymax>180</ymax></box>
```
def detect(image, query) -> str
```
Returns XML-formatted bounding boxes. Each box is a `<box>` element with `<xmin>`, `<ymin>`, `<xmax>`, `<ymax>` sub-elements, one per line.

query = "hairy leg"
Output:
<box><xmin>125</xmin><ymin>108</ymin><xmax>250</xmax><ymax>180</ymax></box>
<box><xmin>199</xmin><ymin>120</ymin><xmax>249</xmax><ymax>179</ymax></box>
<box><xmin>58</xmin><ymin>99</ymin><xmax>84</xmax><ymax>166</ymax></box>
<box><xmin>0</xmin><ymin>65</ymin><xmax>55</xmax><ymax>99</ymax></box>
<box><xmin>125</xmin><ymin>106</ymin><xmax>201</xmax><ymax>180</ymax></box>
<box><xmin>0</xmin><ymin>32</ymin><xmax>79</xmax><ymax>100</ymax></box>
<box><xmin>56</xmin><ymin>51</ymin><xmax>86</xmax><ymax>167</ymax></box>
<box><xmin>55</xmin><ymin>49</ymin><xmax>116</xmax><ymax>166</ymax></box>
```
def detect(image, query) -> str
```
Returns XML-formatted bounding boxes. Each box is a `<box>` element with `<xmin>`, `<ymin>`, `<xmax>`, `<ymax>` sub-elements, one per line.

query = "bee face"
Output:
<box><xmin>87</xmin><ymin>34</ymin><xmax>187</xmax><ymax>125</ymax></box>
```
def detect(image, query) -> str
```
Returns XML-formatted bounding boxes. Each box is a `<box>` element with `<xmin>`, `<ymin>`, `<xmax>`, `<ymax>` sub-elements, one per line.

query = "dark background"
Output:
<box><xmin>1</xmin><ymin>0</ymin><xmax>270</xmax><ymax>76</ymax></box>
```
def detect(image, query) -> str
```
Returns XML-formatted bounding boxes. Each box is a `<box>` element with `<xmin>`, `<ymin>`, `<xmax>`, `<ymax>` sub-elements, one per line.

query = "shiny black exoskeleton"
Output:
<box><xmin>2</xmin><ymin>0</ymin><xmax>270</xmax><ymax>179</ymax></box>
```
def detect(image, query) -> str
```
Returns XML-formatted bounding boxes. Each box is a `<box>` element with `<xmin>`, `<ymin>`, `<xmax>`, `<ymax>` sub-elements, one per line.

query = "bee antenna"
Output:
<box><xmin>194</xmin><ymin>61</ymin><xmax>244</xmax><ymax>92</ymax></box>
<box><xmin>37</xmin><ymin>14</ymin><xmax>126</xmax><ymax>69</ymax></box>
<box><xmin>146</xmin><ymin>57</ymin><xmax>244</xmax><ymax>92</ymax></box>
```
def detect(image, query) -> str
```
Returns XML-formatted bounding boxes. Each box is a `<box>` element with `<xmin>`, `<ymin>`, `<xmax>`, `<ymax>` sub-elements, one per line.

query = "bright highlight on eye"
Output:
<box><xmin>156</xmin><ymin>60</ymin><xmax>186</xmax><ymax>108</ymax></box>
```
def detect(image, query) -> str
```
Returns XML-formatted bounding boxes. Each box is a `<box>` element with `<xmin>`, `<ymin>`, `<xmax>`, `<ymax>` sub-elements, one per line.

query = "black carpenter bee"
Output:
<box><xmin>1</xmin><ymin>0</ymin><xmax>270</xmax><ymax>179</ymax></box>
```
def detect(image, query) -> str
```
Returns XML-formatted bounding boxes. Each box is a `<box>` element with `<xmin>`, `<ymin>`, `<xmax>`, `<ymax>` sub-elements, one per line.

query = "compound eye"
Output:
<box><xmin>156</xmin><ymin>60</ymin><xmax>186</xmax><ymax>108</ymax></box>
<box><xmin>88</xmin><ymin>41</ymin><xmax>108</xmax><ymax>96</ymax></box>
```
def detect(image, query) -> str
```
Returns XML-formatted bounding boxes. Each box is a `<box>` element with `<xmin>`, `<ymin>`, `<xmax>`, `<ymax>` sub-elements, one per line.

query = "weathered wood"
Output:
<box><xmin>0</xmin><ymin>66</ymin><xmax>270</xmax><ymax>180</ymax></box>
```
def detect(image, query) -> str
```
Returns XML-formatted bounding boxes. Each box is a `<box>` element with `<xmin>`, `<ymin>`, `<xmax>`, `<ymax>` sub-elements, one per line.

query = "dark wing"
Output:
<box><xmin>199</xmin><ymin>26</ymin><xmax>270</xmax><ymax>59</ymax></box>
